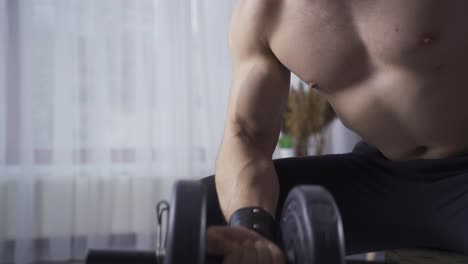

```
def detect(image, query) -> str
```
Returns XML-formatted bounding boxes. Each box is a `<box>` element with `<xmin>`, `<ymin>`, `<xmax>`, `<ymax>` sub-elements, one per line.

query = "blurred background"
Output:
<box><xmin>0</xmin><ymin>0</ymin><xmax>360</xmax><ymax>263</ymax></box>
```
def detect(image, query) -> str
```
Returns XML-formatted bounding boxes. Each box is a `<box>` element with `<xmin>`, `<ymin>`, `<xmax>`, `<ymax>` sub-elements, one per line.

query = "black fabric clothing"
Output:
<box><xmin>201</xmin><ymin>141</ymin><xmax>468</xmax><ymax>255</ymax></box>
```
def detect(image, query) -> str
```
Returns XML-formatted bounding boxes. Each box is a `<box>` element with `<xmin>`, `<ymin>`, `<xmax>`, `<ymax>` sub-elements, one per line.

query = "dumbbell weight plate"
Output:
<box><xmin>164</xmin><ymin>180</ymin><xmax>207</xmax><ymax>264</ymax></box>
<box><xmin>280</xmin><ymin>185</ymin><xmax>346</xmax><ymax>264</ymax></box>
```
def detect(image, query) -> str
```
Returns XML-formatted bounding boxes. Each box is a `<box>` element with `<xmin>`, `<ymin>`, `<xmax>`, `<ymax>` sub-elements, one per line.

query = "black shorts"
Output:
<box><xmin>201</xmin><ymin>141</ymin><xmax>468</xmax><ymax>255</ymax></box>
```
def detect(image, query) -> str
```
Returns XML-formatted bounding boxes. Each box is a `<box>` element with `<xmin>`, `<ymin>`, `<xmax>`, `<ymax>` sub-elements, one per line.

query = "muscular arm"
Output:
<box><xmin>215</xmin><ymin>0</ymin><xmax>290</xmax><ymax>220</ymax></box>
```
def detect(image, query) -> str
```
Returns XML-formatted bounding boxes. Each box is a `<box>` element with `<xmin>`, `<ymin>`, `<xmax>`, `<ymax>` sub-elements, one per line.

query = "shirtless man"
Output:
<box><xmin>202</xmin><ymin>0</ymin><xmax>468</xmax><ymax>263</ymax></box>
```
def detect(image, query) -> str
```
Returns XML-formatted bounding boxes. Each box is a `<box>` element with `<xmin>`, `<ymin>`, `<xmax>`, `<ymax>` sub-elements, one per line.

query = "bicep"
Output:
<box><xmin>224</xmin><ymin>0</ymin><xmax>289</xmax><ymax>155</ymax></box>
<box><xmin>225</xmin><ymin>55</ymin><xmax>290</xmax><ymax>155</ymax></box>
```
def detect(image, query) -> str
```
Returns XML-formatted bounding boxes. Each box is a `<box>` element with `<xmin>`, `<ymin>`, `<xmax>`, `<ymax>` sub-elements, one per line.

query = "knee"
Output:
<box><xmin>200</xmin><ymin>175</ymin><xmax>227</xmax><ymax>225</ymax></box>
<box><xmin>200</xmin><ymin>174</ymin><xmax>215</xmax><ymax>187</ymax></box>
<box><xmin>200</xmin><ymin>175</ymin><xmax>217</xmax><ymax>204</ymax></box>
<box><xmin>200</xmin><ymin>175</ymin><xmax>217</xmax><ymax>201</ymax></box>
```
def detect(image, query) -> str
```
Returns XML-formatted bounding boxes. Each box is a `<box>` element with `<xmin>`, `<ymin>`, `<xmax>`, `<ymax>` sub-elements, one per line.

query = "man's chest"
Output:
<box><xmin>268</xmin><ymin>0</ymin><xmax>468</xmax><ymax>92</ymax></box>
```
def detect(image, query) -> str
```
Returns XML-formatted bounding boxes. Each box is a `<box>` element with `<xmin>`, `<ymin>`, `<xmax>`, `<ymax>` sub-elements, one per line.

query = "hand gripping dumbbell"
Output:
<box><xmin>86</xmin><ymin>180</ymin><xmax>395</xmax><ymax>264</ymax></box>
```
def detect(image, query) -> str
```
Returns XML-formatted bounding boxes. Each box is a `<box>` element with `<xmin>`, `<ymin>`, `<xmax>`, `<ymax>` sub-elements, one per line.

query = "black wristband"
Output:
<box><xmin>228</xmin><ymin>207</ymin><xmax>276</xmax><ymax>242</ymax></box>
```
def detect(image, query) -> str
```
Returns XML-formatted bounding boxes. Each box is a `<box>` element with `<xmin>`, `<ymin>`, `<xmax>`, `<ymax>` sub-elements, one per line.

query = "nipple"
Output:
<box><xmin>308</xmin><ymin>82</ymin><xmax>319</xmax><ymax>89</ymax></box>
<box><xmin>406</xmin><ymin>145</ymin><xmax>428</xmax><ymax>159</ymax></box>
<box><xmin>420</xmin><ymin>33</ymin><xmax>437</xmax><ymax>46</ymax></box>
<box><xmin>434</xmin><ymin>64</ymin><xmax>443</xmax><ymax>72</ymax></box>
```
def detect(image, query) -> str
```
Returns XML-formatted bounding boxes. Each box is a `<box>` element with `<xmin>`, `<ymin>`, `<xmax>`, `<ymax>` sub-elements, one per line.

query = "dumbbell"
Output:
<box><xmin>87</xmin><ymin>180</ymin><xmax>395</xmax><ymax>264</ymax></box>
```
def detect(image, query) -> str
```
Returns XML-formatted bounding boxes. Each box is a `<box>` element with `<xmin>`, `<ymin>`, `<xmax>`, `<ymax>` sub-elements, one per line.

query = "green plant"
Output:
<box><xmin>278</xmin><ymin>134</ymin><xmax>294</xmax><ymax>148</ymax></box>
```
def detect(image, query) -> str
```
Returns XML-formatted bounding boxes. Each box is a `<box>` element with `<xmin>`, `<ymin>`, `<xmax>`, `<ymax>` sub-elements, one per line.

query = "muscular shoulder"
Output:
<box><xmin>229</xmin><ymin>0</ymin><xmax>281</xmax><ymax>61</ymax></box>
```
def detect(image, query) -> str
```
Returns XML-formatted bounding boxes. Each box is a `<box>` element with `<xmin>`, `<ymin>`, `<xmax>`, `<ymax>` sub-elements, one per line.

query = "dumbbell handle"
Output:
<box><xmin>348</xmin><ymin>261</ymin><xmax>396</xmax><ymax>264</ymax></box>
<box><xmin>87</xmin><ymin>250</ymin><xmax>396</xmax><ymax>264</ymax></box>
<box><xmin>86</xmin><ymin>250</ymin><xmax>223</xmax><ymax>264</ymax></box>
<box><xmin>86</xmin><ymin>250</ymin><xmax>159</xmax><ymax>264</ymax></box>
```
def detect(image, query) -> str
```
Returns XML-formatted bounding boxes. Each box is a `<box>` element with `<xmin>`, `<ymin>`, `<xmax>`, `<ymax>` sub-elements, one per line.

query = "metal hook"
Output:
<box><xmin>156</xmin><ymin>200</ymin><xmax>170</xmax><ymax>251</ymax></box>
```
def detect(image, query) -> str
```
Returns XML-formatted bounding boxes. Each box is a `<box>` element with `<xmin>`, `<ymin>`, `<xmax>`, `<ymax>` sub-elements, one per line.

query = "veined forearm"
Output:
<box><xmin>215</xmin><ymin>134</ymin><xmax>279</xmax><ymax>221</ymax></box>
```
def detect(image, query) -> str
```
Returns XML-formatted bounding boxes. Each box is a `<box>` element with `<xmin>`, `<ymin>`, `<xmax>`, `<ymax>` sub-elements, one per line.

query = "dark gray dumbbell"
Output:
<box><xmin>279</xmin><ymin>186</ymin><xmax>395</xmax><ymax>264</ymax></box>
<box><xmin>86</xmin><ymin>181</ymin><xmax>222</xmax><ymax>264</ymax></box>
<box><xmin>279</xmin><ymin>185</ymin><xmax>346</xmax><ymax>264</ymax></box>
<box><xmin>87</xmin><ymin>180</ymin><xmax>395</xmax><ymax>264</ymax></box>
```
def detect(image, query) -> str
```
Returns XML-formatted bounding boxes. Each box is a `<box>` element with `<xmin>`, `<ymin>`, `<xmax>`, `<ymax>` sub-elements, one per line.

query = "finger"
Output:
<box><xmin>240</xmin><ymin>240</ymin><xmax>257</xmax><ymax>264</ymax></box>
<box><xmin>210</xmin><ymin>226</ymin><xmax>264</xmax><ymax>242</ymax></box>
<box><xmin>255</xmin><ymin>240</ymin><xmax>273</xmax><ymax>264</ymax></box>
<box><xmin>266</xmin><ymin>242</ymin><xmax>286</xmax><ymax>264</ymax></box>
<box><xmin>223</xmin><ymin>242</ymin><xmax>242</xmax><ymax>264</ymax></box>
<box><xmin>206</xmin><ymin>227</ymin><xmax>233</xmax><ymax>255</ymax></box>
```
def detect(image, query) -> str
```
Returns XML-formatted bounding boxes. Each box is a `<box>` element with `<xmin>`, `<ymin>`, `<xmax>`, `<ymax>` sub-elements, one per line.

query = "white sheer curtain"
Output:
<box><xmin>0</xmin><ymin>0</ymin><xmax>359</xmax><ymax>263</ymax></box>
<box><xmin>0</xmin><ymin>0</ymin><xmax>235</xmax><ymax>263</ymax></box>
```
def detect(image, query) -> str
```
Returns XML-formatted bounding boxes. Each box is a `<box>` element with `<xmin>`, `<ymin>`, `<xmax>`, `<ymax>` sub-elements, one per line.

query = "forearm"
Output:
<box><xmin>215</xmin><ymin>133</ymin><xmax>279</xmax><ymax>221</ymax></box>
<box><xmin>216</xmin><ymin>18</ymin><xmax>290</xmax><ymax>221</ymax></box>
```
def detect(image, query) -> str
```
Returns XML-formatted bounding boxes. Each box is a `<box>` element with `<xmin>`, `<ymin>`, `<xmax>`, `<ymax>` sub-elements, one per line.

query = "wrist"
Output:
<box><xmin>215</xmin><ymin>168</ymin><xmax>279</xmax><ymax>221</ymax></box>
<box><xmin>228</xmin><ymin>206</ymin><xmax>277</xmax><ymax>242</ymax></box>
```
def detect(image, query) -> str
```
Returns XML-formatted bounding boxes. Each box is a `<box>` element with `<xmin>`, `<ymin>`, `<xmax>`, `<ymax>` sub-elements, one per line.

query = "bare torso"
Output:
<box><xmin>268</xmin><ymin>0</ymin><xmax>468</xmax><ymax>160</ymax></box>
